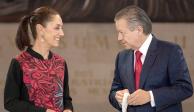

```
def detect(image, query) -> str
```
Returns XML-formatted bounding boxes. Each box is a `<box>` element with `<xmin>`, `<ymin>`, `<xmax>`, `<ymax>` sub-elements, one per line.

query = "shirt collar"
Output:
<box><xmin>136</xmin><ymin>34</ymin><xmax>153</xmax><ymax>56</ymax></box>
<box><xmin>26</xmin><ymin>47</ymin><xmax>52</xmax><ymax>60</ymax></box>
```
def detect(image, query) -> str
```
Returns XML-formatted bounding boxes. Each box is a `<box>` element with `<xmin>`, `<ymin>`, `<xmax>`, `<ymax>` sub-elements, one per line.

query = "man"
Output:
<box><xmin>109</xmin><ymin>5</ymin><xmax>193</xmax><ymax>112</ymax></box>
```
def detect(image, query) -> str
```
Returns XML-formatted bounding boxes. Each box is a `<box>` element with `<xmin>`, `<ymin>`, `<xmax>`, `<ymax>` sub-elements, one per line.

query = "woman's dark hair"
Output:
<box><xmin>15</xmin><ymin>6</ymin><xmax>59</xmax><ymax>51</ymax></box>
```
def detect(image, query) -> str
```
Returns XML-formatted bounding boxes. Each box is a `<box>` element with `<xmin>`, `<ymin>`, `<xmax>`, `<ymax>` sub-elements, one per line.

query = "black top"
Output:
<box><xmin>4</xmin><ymin>48</ymin><xmax>73</xmax><ymax>112</ymax></box>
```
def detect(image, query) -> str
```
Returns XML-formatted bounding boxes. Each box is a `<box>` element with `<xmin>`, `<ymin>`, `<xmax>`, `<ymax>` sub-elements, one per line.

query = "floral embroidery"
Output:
<box><xmin>17</xmin><ymin>52</ymin><xmax>64</xmax><ymax>112</ymax></box>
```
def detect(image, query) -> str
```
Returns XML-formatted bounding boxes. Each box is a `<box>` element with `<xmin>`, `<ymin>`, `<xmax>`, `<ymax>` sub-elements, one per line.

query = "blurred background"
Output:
<box><xmin>0</xmin><ymin>0</ymin><xmax>194</xmax><ymax>112</ymax></box>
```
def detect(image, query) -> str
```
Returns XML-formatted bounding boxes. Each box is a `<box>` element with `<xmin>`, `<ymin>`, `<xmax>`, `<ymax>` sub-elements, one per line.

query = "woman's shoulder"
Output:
<box><xmin>14</xmin><ymin>51</ymin><xmax>30</xmax><ymax>62</ymax></box>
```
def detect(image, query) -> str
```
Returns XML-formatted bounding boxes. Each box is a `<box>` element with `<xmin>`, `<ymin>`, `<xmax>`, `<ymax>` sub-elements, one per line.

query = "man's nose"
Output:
<box><xmin>118</xmin><ymin>33</ymin><xmax>123</xmax><ymax>41</ymax></box>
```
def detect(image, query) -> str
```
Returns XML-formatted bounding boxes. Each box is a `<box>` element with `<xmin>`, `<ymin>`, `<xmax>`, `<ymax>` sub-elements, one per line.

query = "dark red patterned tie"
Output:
<box><xmin>135</xmin><ymin>51</ymin><xmax>142</xmax><ymax>90</ymax></box>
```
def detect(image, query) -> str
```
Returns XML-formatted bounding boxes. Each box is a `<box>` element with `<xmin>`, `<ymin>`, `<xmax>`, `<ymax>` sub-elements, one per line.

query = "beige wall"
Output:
<box><xmin>0</xmin><ymin>23</ymin><xmax>193</xmax><ymax>112</ymax></box>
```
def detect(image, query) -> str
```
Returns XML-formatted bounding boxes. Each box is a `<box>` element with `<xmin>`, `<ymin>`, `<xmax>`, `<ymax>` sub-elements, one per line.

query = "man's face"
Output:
<box><xmin>115</xmin><ymin>18</ymin><xmax>142</xmax><ymax>50</ymax></box>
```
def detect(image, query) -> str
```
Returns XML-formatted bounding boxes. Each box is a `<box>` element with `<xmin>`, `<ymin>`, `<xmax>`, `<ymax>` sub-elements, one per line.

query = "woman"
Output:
<box><xmin>4</xmin><ymin>6</ymin><xmax>73</xmax><ymax>112</ymax></box>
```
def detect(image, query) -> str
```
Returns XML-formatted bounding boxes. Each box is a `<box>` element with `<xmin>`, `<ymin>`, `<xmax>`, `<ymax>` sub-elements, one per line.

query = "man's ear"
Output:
<box><xmin>137</xmin><ymin>25</ymin><xmax>144</xmax><ymax>34</ymax></box>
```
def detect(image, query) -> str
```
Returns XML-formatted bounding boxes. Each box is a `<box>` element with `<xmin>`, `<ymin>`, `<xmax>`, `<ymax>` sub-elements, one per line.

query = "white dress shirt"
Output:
<box><xmin>134</xmin><ymin>34</ymin><xmax>155</xmax><ymax>107</ymax></box>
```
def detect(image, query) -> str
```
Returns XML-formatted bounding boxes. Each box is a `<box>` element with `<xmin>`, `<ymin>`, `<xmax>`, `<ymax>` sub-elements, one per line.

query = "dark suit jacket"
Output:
<box><xmin>109</xmin><ymin>35</ymin><xmax>193</xmax><ymax>112</ymax></box>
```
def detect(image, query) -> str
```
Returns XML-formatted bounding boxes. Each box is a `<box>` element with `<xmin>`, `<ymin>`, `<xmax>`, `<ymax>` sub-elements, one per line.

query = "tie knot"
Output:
<box><xmin>135</xmin><ymin>51</ymin><xmax>142</xmax><ymax>60</ymax></box>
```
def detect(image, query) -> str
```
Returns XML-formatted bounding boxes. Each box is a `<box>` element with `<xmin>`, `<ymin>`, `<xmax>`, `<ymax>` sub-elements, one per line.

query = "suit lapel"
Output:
<box><xmin>139</xmin><ymin>36</ymin><xmax>159</xmax><ymax>89</ymax></box>
<box><xmin>123</xmin><ymin>50</ymin><xmax>136</xmax><ymax>92</ymax></box>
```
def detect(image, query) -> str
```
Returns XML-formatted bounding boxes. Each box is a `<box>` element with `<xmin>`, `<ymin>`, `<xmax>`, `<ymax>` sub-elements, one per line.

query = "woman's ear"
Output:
<box><xmin>36</xmin><ymin>24</ymin><xmax>45</xmax><ymax>42</ymax></box>
<box><xmin>36</xmin><ymin>24</ymin><xmax>44</xmax><ymax>33</ymax></box>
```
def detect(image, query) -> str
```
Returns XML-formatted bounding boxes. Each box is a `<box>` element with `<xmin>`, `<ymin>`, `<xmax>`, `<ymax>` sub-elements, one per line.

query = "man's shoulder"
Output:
<box><xmin>154</xmin><ymin>37</ymin><xmax>180</xmax><ymax>50</ymax></box>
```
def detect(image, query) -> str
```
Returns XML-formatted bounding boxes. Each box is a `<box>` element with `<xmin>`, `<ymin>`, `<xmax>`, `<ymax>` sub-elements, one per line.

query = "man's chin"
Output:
<box><xmin>123</xmin><ymin>45</ymin><xmax>131</xmax><ymax>49</ymax></box>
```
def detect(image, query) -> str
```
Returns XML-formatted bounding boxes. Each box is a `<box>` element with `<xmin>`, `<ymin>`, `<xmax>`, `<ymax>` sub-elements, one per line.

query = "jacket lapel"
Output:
<box><xmin>139</xmin><ymin>36</ymin><xmax>159</xmax><ymax>89</ymax></box>
<box><xmin>123</xmin><ymin>50</ymin><xmax>136</xmax><ymax>92</ymax></box>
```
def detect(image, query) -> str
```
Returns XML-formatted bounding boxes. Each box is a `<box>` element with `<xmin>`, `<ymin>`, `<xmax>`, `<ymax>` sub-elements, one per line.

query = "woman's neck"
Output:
<box><xmin>32</xmin><ymin>40</ymin><xmax>50</xmax><ymax>59</ymax></box>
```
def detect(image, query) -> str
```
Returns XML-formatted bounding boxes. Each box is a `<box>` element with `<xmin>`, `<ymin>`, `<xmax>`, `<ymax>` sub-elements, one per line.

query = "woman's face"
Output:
<box><xmin>41</xmin><ymin>14</ymin><xmax>64</xmax><ymax>48</ymax></box>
